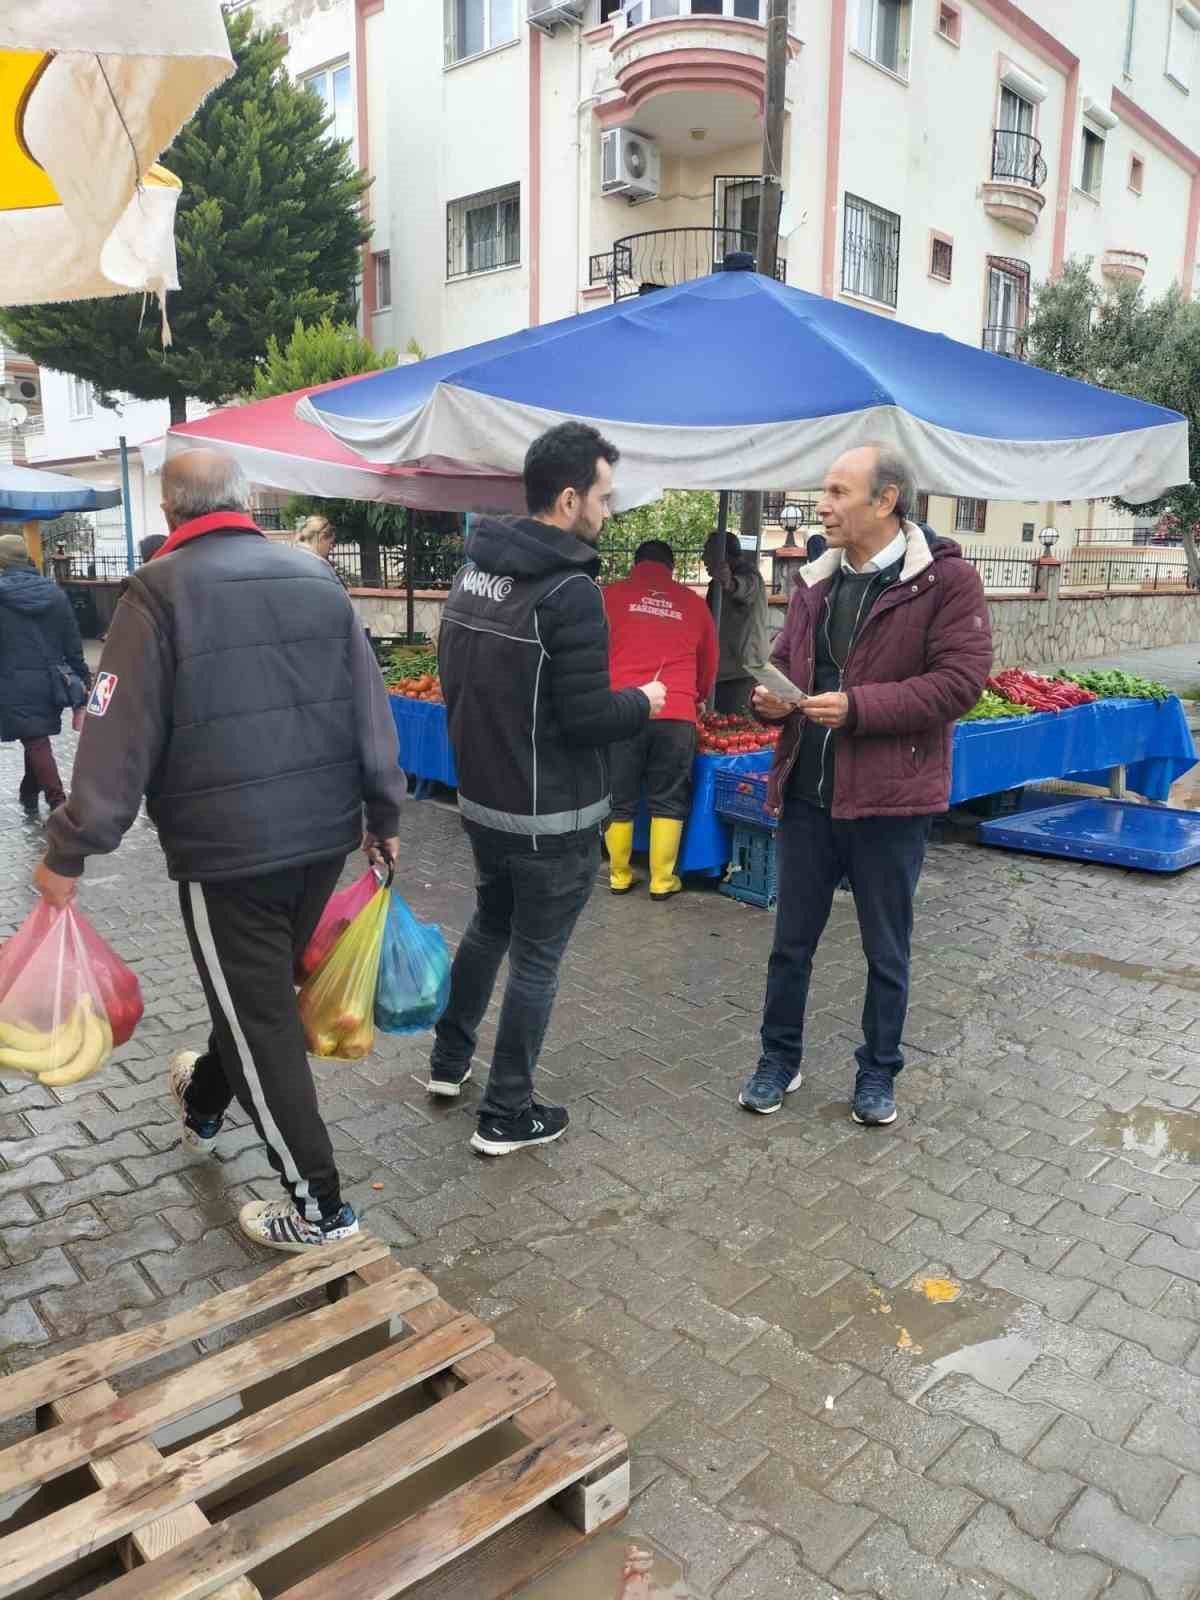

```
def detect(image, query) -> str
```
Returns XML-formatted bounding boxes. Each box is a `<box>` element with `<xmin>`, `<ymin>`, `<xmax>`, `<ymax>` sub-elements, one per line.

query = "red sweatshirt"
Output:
<box><xmin>603</xmin><ymin>560</ymin><xmax>719</xmax><ymax>726</ymax></box>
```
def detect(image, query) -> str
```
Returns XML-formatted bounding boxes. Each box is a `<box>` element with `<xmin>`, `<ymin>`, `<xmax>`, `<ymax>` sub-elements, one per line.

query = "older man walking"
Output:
<box><xmin>741</xmin><ymin>444</ymin><xmax>991</xmax><ymax>1127</ymax></box>
<box><xmin>36</xmin><ymin>449</ymin><xmax>406</xmax><ymax>1252</ymax></box>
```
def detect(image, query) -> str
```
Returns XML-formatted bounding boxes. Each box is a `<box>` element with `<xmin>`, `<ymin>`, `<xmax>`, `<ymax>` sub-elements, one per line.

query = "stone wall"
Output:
<box><xmin>988</xmin><ymin>591</ymin><xmax>1199</xmax><ymax>668</ymax></box>
<box><xmin>351</xmin><ymin>586</ymin><xmax>1199</xmax><ymax>668</ymax></box>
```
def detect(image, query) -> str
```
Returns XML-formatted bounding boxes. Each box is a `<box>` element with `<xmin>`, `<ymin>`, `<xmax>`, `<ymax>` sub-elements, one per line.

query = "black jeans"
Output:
<box><xmin>759</xmin><ymin>800</ymin><xmax>930</xmax><ymax>1079</ymax></box>
<box><xmin>179</xmin><ymin>856</ymin><xmax>346</xmax><ymax>1222</ymax></box>
<box><xmin>432</xmin><ymin>827</ymin><xmax>601</xmax><ymax>1119</ymax></box>
<box><xmin>609</xmin><ymin>719</ymin><xmax>696</xmax><ymax>822</ymax></box>
<box><xmin>715</xmin><ymin>677</ymin><xmax>755</xmax><ymax>714</ymax></box>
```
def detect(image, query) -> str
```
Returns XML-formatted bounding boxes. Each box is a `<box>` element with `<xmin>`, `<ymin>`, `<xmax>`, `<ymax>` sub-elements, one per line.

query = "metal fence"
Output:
<box><xmin>1077</xmin><ymin>526</ymin><xmax>1182</xmax><ymax>547</ymax></box>
<box><xmin>61</xmin><ymin>553</ymin><xmax>130</xmax><ymax>580</ymax></box>
<box><xmin>596</xmin><ymin>533</ymin><xmax>710</xmax><ymax>585</ymax></box>
<box><xmin>599</xmin><ymin>228</ymin><xmax>786</xmax><ymax>301</ymax></box>
<box><xmin>961</xmin><ymin>548</ymin><xmax>1040</xmax><ymax>590</ymax></box>
<box><xmin>1059</xmin><ymin>554</ymin><xmax>1193</xmax><ymax>590</ymax></box>
<box><xmin>330</xmin><ymin>534</ymin><xmax>466</xmax><ymax>591</ymax></box>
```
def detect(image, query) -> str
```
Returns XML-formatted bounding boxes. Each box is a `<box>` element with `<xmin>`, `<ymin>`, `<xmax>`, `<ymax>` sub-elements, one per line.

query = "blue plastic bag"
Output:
<box><xmin>374</xmin><ymin>891</ymin><xmax>451</xmax><ymax>1035</ymax></box>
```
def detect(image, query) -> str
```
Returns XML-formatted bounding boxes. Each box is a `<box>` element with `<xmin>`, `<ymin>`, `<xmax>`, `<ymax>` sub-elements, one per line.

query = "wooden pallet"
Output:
<box><xmin>0</xmin><ymin>1237</ymin><xmax>629</xmax><ymax>1600</ymax></box>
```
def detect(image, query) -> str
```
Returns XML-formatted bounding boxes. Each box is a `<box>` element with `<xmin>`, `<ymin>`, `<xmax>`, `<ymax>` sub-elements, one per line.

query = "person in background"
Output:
<box><xmin>805</xmin><ymin>529</ymin><xmax>828</xmax><ymax>563</ymax></box>
<box><xmin>430</xmin><ymin>422</ymin><xmax>666</xmax><ymax>1156</ymax></box>
<box><xmin>138</xmin><ymin>534</ymin><xmax>167</xmax><ymax>564</ymax></box>
<box><xmin>703</xmin><ymin>529</ymin><xmax>769</xmax><ymax>713</ymax></box>
<box><xmin>297</xmin><ymin>514</ymin><xmax>336</xmax><ymax>564</ymax></box>
<box><xmin>0</xmin><ymin>532</ymin><xmax>90</xmax><ymax>814</ymax></box>
<box><xmin>35</xmin><ymin>449</ymin><xmax>405</xmax><ymax>1254</ymax></box>
<box><xmin>742</xmin><ymin>443</ymin><xmax>991</xmax><ymax>1128</ymax></box>
<box><xmin>603</xmin><ymin>539</ymin><xmax>718</xmax><ymax>901</ymax></box>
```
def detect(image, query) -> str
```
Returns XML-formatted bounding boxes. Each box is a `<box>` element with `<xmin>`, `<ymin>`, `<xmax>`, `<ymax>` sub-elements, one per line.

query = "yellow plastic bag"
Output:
<box><xmin>297</xmin><ymin>874</ymin><xmax>390</xmax><ymax>1061</ymax></box>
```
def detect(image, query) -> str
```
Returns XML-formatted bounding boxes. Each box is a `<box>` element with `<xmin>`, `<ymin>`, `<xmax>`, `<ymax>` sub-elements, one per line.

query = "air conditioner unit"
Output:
<box><xmin>527</xmin><ymin>0</ymin><xmax>586</xmax><ymax>32</ymax></box>
<box><xmin>601</xmin><ymin>128</ymin><xmax>661</xmax><ymax>201</ymax></box>
<box><xmin>5</xmin><ymin>374</ymin><xmax>40</xmax><ymax>406</ymax></box>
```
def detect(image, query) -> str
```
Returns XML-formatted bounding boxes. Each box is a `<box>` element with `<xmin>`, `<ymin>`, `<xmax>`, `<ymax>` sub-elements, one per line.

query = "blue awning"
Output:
<box><xmin>0</xmin><ymin>464</ymin><xmax>122</xmax><ymax>524</ymax></box>
<box><xmin>299</xmin><ymin>272</ymin><xmax>1188</xmax><ymax>509</ymax></box>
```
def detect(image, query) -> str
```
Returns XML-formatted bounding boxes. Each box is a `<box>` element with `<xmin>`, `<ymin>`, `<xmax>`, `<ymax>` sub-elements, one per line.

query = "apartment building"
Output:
<box><xmin>384</xmin><ymin>0</ymin><xmax>1200</xmax><ymax>547</ymax></box>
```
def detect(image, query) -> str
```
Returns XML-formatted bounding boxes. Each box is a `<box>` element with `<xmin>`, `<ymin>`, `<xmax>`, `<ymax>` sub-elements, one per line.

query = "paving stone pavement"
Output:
<box><xmin>3</xmin><ymin>731</ymin><xmax>1200</xmax><ymax>1599</ymax></box>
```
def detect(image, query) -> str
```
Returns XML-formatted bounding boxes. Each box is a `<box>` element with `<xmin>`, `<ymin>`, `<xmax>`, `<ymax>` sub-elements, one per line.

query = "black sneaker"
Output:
<box><xmin>470</xmin><ymin>1102</ymin><xmax>568</xmax><ymax>1157</ymax></box>
<box><xmin>852</xmin><ymin>1066</ymin><xmax>898</xmax><ymax>1126</ymax></box>
<box><xmin>427</xmin><ymin>1060</ymin><xmax>473</xmax><ymax>1099</ymax></box>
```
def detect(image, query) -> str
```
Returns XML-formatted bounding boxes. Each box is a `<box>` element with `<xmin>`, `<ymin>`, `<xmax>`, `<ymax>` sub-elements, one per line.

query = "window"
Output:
<box><xmin>936</xmin><ymin>2</ymin><xmax>960</xmax><ymax>44</ymax></box>
<box><xmin>1130</xmin><ymin>153</ymin><xmax>1145</xmax><ymax>193</ymax></box>
<box><xmin>955</xmin><ymin>498</ymin><xmax>987</xmax><ymax>534</ymax></box>
<box><xmin>301</xmin><ymin>60</ymin><xmax>353</xmax><ymax>146</ymax></box>
<box><xmin>67</xmin><ymin>375</ymin><xmax>93</xmax><ymax>419</ymax></box>
<box><xmin>1080</xmin><ymin>124</ymin><xmax>1105</xmax><ymax>195</ymax></box>
<box><xmin>855</xmin><ymin>0</ymin><xmax>911</xmax><ymax>77</ymax></box>
<box><xmin>916</xmin><ymin>492</ymin><xmax>930</xmax><ymax>522</ymax></box>
<box><xmin>599</xmin><ymin>0</ymin><xmax>624</xmax><ymax>18</ymax></box>
<box><xmin>984</xmin><ymin>256</ymin><xmax>1030</xmax><ymax>356</ymax></box>
<box><xmin>1022</xmin><ymin>522</ymin><xmax>1036</xmax><ymax>543</ymax></box>
<box><xmin>1168</xmin><ymin>2</ymin><xmax>1200</xmax><ymax>90</ymax></box>
<box><xmin>714</xmin><ymin>175</ymin><xmax>762</xmax><ymax>264</ymax></box>
<box><xmin>374</xmin><ymin>251</ymin><xmax>392</xmax><ymax>310</ymax></box>
<box><xmin>841</xmin><ymin>194</ymin><xmax>900</xmax><ymax>307</ymax></box>
<box><xmin>929</xmin><ymin>234</ymin><xmax>953</xmax><ymax>281</ymax></box>
<box><xmin>447</xmin><ymin>183</ymin><xmax>520</xmax><ymax>277</ymax></box>
<box><xmin>1123</xmin><ymin>0</ymin><xmax>1137</xmax><ymax>75</ymax></box>
<box><xmin>445</xmin><ymin>0</ymin><xmax>517</xmax><ymax>65</ymax></box>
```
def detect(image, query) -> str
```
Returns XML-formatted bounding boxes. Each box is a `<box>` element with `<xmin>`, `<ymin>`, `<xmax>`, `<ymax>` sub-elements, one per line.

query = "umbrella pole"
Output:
<box><xmin>405</xmin><ymin>509</ymin><xmax>416</xmax><ymax>645</ymax></box>
<box><xmin>708</xmin><ymin>490</ymin><xmax>729</xmax><ymax>713</ymax></box>
<box><xmin>119</xmin><ymin>436</ymin><xmax>136</xmax><ymax>575</ymax></box>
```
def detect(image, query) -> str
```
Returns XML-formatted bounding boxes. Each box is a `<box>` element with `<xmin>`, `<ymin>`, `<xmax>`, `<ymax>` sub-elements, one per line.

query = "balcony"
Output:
<box><xmin>1101</xmin><ymin>248</ymin><xmax>1148</xmax><ymax>284</ymax></box>
<box><xmin>981</xmin><ymin>324</ymin><xmax>1027</xmax><ymax>359</ymax></box>
<box><xmin>591</xmin><ymin>226</ymin><xmax>786</xmax><ymax>299</ymax></box>
<box><xmin>602</xmin><ymin>0</ymin><xmax>797</xmax><ymax>154</ymax></box>
<box><xmin>981</xmin><ymin>128</ymin><xmax>1047</xmax><ymax>236</ymax></box>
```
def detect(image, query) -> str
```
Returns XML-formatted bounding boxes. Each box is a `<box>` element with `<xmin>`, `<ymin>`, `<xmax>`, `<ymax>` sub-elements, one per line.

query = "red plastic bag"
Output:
<box><xmin>0</xmin><ymin>904</ymin><xmax>140</xmax><ymax>1085</ymax></box>
<box><xmin>296</xmin><ymin>868</ymin><xmax>381</xmax><ymax>983</ymax></box>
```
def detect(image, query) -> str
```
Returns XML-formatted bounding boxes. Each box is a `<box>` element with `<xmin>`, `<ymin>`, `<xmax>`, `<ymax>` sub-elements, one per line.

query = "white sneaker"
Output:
<box><xmin>168</xmin><ymin>1050</ymin><xmax>222</xmax><ymax>1154</ymax></box>
<box><xmin>239</xmin><ymin>1197</ymin><xmax>360</xmax><ymax>1254</ymax></box>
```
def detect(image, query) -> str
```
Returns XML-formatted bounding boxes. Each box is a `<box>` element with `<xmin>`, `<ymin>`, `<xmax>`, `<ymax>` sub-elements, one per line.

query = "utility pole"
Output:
<box><xmin>741</xmin><ymin>0</ymin><xmax>790</xmax><ymax>562</ymax></box>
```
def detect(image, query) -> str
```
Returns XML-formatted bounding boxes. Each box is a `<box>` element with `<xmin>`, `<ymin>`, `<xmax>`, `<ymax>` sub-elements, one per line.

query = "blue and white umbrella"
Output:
<box><xmin>0</xmin><ymin>463</ymin><xmax>122</xmax><ymax>524</ymax></box>
<box><xmin>300</xmin><ymin>271</ymin><xmax>1188</xmax><ymax>510</ymax></box>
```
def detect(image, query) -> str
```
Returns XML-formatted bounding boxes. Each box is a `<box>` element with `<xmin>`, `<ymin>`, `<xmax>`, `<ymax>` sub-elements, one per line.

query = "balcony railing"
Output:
<box><xmin>1077</xmin><ymin>526</ymin><xmax>1178</xmax><ymax>546</ymax></box>
<box><xmin>599</xmin><ymin>227</ymin><xmax>785</xmax><ymax>300</ymax></box>
<box><xmin>982</xmin><ymin>324</ymin><xmax>1027</xmax><ymax>359</ymax></box>
<box><xmin>617</xmin><ymin>0</ymin><xmax>795</xmax><ymax>26</ymax></box>
<box><xmin>991</xmin><ymin>128</ymin><xmax>1048</xmax><ymax>190</ymax></box>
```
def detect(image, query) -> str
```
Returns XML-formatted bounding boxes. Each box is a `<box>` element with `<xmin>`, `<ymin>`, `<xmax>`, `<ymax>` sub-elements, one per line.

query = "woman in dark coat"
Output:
<box><xmin>0</xmin><ymin>533</ymin><xmax>91</xmax><ymax>812</ymax></box>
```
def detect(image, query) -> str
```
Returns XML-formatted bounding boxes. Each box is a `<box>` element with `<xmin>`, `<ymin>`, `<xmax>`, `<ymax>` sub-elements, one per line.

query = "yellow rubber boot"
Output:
<box><xmin>606</xmin><ymin>820</ymin><xmax>636</xmax><ymax>894</ymax></box>
<box><xmin>649</xmin><ymin>817</ymin><xmax>684</xmax><ymax>901</ymax></box>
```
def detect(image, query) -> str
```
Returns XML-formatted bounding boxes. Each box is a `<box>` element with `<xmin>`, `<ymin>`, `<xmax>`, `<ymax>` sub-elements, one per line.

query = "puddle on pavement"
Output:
<box><xmin>1035</xmin><ymin>947</ymin><xmax>1200</xmax><ymax>991</ymax></box>
<box><xmin>817</xmin><ymin>1272</ymin><xmax>1024</xmax><ymax>1367</ymax></box>
<box><xmin>1087</xmin><ymin>1104</ymin><xmax>1200</xmax><ymax>1164</ymax></box>
<box><xmin>515</xmin><ymin>1531</ymin><xmax>698</xmax><ymax>1599</ymax></box>
<box><xmin>908</xmin><ymin>1328</ymin><xmax>1041</xmax><ymax>1401</ymax></box>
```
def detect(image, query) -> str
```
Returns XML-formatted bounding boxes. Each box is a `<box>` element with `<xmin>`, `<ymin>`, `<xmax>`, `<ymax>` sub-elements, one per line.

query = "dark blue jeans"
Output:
<box><xmin>759</xmin><ymin>800</ymin><xmax>931</xmax><ymax>1079</ymax></box>
<box><xmin>431</xmin><ymin>828</ymin><xmax>601</xmax><ymax>1119</ymax></box>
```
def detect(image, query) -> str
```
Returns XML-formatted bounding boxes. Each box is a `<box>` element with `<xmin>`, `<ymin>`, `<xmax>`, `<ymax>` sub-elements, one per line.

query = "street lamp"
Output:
<box><xmin>780</xmin><ymin>501</ymin><xmax>802</xmax><ymax>537</ymax></box>
<box><xmin>1039</xmin><ymin>527</ymin><xmax>1059</xmax><ymax>553</ymax></box>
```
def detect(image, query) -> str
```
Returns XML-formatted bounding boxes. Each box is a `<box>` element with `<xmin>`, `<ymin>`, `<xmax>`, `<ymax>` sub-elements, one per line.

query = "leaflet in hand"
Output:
<box><xmin>751</xmin><ymin>664</ymin><xmax>808</xmax><ymax>704</ymax></box>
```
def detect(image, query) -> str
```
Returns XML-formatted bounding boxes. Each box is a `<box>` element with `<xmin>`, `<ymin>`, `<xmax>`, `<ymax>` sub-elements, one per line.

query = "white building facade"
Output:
<box><xmin>383</xmin><ymin>0</ymin><xmax>1200</xmax><ymax>548</ymax></box>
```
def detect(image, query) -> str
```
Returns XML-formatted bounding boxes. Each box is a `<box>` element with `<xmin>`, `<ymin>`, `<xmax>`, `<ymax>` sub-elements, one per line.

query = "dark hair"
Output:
<box><xmin>138</xmin><ymin>534</ymin><xmax>167</xmax><ymax>563</ymax></box>
<box><xmin>634</xmin><ymin>539</ymin><xmax>673</xmax><ymax>569</ymax></box>
<box><xmin>523</xmin><ymin>422</ymin><xmax>619</xmax><ymax>516</ymax></box>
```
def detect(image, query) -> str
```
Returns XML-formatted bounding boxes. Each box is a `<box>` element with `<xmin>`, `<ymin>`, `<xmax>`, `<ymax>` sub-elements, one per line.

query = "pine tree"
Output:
<box><xmin>0</xmin><ymin>10</ymin><xmax>369</xmax><ymax>425</ymax></box>
<box><xmin>252</xmin><ymin>315</ymin><xmax>396</xmax><ymax>399</ymax></box>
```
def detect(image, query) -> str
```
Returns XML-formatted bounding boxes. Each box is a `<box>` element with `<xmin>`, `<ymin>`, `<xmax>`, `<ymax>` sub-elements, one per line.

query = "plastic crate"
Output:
<box><xmin>713</xmin><ymin>768</ymin><xmax>777</xmax><ymax>830</ymax></box>
<box><xmin>719</xmin><ymin>822</ymin><xmax>778</xmax><ymax>909</ymax></box>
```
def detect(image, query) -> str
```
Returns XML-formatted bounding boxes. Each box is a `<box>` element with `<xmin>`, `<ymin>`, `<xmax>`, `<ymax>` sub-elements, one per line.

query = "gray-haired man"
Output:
<box><xmin>36</xmin><ymin>449</ymin><xmax>407</xmax><ymax>1253</ymax></box>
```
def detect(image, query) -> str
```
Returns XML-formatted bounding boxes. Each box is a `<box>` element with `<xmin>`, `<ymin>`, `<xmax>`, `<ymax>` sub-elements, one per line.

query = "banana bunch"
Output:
<box><xmin>0</xmin><ymin>995</ymin><xmax>113</xmax><ymax>1086</ymax></box>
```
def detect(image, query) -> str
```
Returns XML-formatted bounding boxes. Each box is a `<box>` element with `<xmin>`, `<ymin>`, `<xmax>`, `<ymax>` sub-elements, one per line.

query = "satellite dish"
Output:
<box><xmin>8</xmin><ymin>404</ymin><xmax>27</xmax><ymax>427</ymax></box>
<box><xmin>0</xmin><ymin>398</ymin><xmax>12</xmax><ymax>424</ymax></box>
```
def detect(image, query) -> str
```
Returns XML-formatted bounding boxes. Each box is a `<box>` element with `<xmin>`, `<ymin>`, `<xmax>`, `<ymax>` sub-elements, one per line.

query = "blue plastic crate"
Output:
<box><xmin>979</xmin><ymin>798</ymin><xmax>1200</xmax><ymax>872</ymax></box>
<box><xmin>714</xmin><ymin>768</ymin><xmax>777</xmax><ymax>830</ymax></box>
<box><xmin>720</xmin><ymin>822</ymin><xmax>778</xmax><ymax>908</ymax></box>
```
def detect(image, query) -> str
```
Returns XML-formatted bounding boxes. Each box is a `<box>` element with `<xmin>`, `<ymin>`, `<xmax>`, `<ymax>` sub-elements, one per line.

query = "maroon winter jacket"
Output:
<box><xmin>765</xmin><ymin>526</ymin><xmax>992</xmax><ymax>820</ymax></box>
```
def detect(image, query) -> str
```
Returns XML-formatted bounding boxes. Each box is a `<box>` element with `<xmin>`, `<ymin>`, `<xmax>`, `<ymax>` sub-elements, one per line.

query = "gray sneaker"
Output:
<box><xmin>738</xmin><ymin>1064</ymin><xmax>803</xmax><ymax>1114</ymax></box>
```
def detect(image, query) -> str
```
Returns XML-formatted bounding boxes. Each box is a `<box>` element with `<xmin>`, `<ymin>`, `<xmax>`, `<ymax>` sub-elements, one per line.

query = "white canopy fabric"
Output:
<box><xmin>0</xmin><ymin>3</ymin><xmax>233</xmax><ymax>310</ymax></box>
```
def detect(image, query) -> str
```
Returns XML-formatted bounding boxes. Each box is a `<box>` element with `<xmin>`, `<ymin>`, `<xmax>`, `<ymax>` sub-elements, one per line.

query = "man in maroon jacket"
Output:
<box><xmin>741</xmin><ymin>444</ymin><xmax>991</xmax><ymax>1127</ymax></box>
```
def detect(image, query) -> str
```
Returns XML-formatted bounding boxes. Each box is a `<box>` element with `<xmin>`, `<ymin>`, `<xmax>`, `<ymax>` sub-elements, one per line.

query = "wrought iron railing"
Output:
<box><xmin>1077</xmin><ymin>526</ymin><xmax>1182</xmax><ymax>546</ymax></box>
<box><xmin>991</xmin><ymin>128</ymin><xmax>1048</xmax><ymax>190</ymax></box>
<box><xmin>981</xmin><ymin>324</ymin><xmax>1028</xmax><ymax>359</ymax></box>
<box><xmin>618</xmin><ymin>0</ymin><xmax>795</xmax><ymax>26</ymax></box>
<box><xmin>960</xmin><ymin>547</ymin><xmax>1039</xmax><ymax>591</ymax></box>
<box><xmin>1059</xmin><ymin>555</ymin><xmax>1193</xmax><ymax>590</ymax></box>
<box><xmin>597</xmin><ymin>532</ymin><xmax>710</xmax><ymax>585</ymax></box>
<box><xmin>603</xmin><ymin>228</ymin><xmax>786</xmax><ymax>300</ymax></box>
<box><xmin>59</xmin><ymin>553</ymin><xmax>131</xmax><ymax>580</ymax></box>
<box><xmin>331</xmin><ymin>535</ymin><xmax>466</xmax><ymax>591</ymax></box>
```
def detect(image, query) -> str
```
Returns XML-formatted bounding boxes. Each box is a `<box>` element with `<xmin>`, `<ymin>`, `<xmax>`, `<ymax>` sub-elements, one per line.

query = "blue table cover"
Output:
<box><xmin>950</xmin><ymin>696</ymin><xmax>1196</xmax><ymax>804</ymax></box>
<box><xmin>389</xmin><ymin>695</ymin><xmax>458</xmax><ymax>787</ymax></box>
<box><xmin>633</xmin><ymin>750</ymin><xmax>773</xmax><ymax>875</ymax></box>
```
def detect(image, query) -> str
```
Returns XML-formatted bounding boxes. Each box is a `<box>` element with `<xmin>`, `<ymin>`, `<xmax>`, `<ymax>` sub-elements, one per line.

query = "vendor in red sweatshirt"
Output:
<box><xmin>603</xmin><ymin>540</ymin><xmax>718</xmax><ymax>899</ymax></box>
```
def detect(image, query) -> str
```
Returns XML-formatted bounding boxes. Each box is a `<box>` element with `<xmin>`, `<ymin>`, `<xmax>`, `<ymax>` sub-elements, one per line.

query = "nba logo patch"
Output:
<box><xmin>87</xmin><ymin>672</ymin><xmax>119</xmax><ymax>717</ymax></box>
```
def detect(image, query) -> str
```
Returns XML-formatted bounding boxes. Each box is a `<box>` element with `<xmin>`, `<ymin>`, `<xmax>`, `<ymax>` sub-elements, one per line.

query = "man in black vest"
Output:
<box><xmin>431</xmin><ymin>422</ymin><xmax>666</xmax><ymax>1155</ymax></box>
<box><xmin>35</xmin><ymin>449</ymin><xmax>406</xmax><ymax>1253</ymax></box>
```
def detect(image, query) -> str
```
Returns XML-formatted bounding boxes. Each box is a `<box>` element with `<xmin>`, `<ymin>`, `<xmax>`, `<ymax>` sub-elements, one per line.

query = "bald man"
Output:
<box><xmin>37</xmin><ymin>450</ymin><xmax>407</xmax><ymax>1254</ymax></box>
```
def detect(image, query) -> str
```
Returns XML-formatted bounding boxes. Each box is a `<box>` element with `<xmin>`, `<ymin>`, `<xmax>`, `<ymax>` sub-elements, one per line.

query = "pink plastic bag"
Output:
<box><xmin>296</xmin><ymin>869</ymin><xmax>381</xmax><ymax>983</ymax></box>
<box><xmin>0</xmin><ymin>904</ymin><xmax>140</xmax><ymax>1085</ymax></box>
